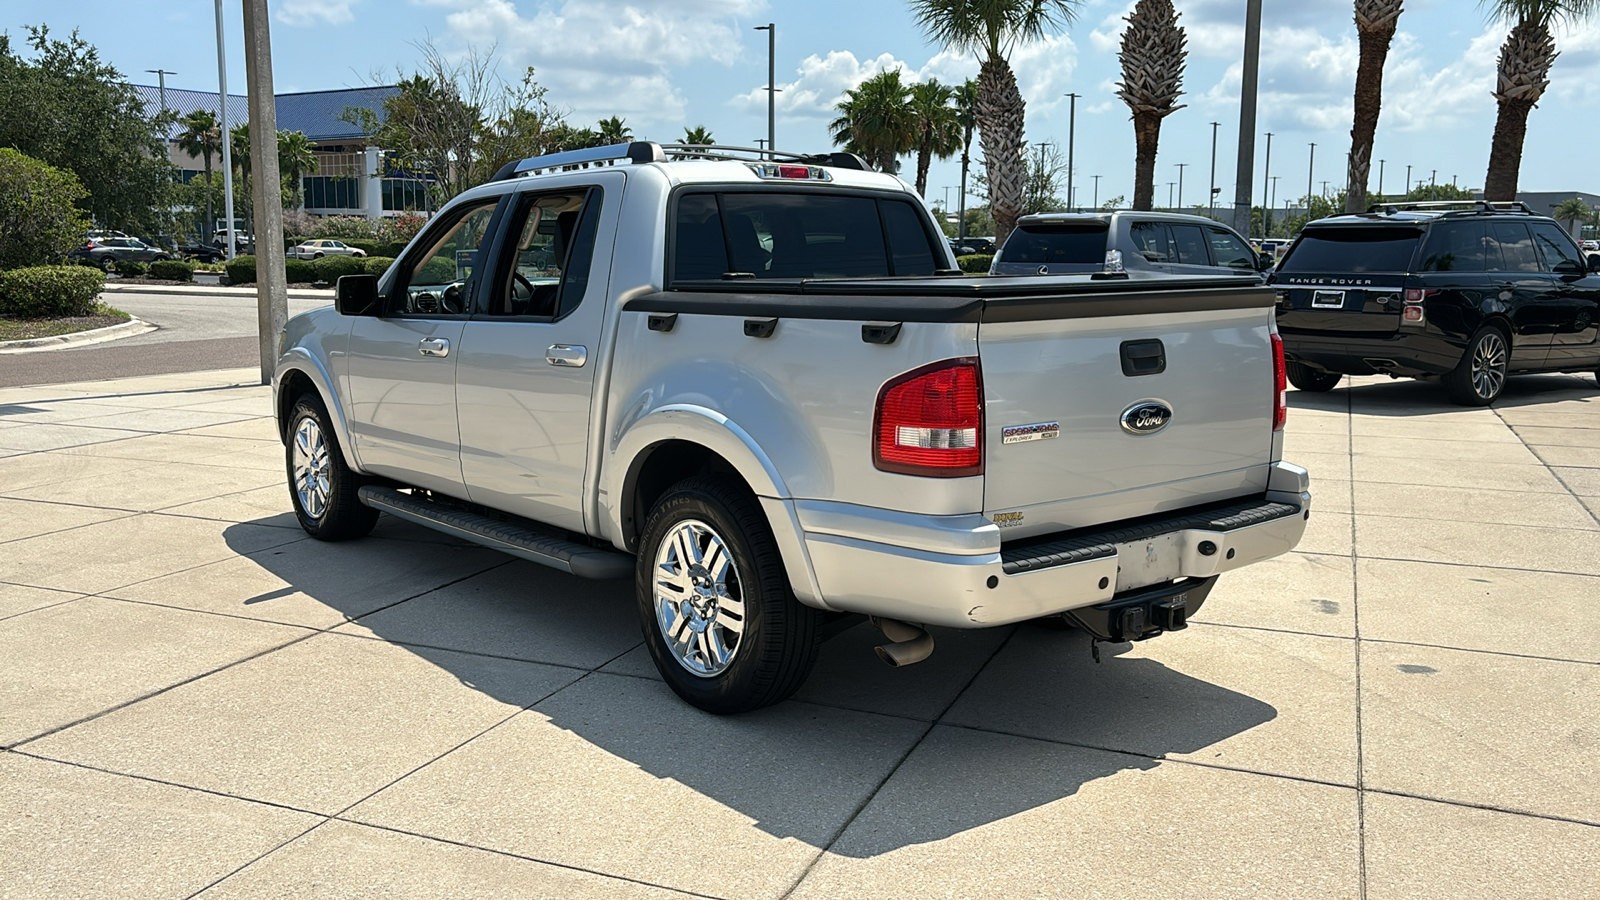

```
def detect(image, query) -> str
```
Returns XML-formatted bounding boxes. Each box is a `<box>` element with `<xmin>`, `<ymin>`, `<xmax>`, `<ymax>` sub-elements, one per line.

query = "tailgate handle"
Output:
<box><xmin>1120</xmin><ymin>339</ymin><xmax>1166</xmax><ymax>377</ymax></box>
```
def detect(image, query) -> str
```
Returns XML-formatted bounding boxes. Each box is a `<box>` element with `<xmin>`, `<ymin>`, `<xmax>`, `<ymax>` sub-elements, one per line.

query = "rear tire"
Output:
<box><xmin>636</xmin><ymin>475</ymin><xmax>823</xmax><ymax>714</ymax></box>
<box><xmin>286</xmin><ymin>393</ymin><xmax>378</xmax><ymax>541</ymax></box>
<box><xmin>1444</xmin><ymin>326</ymin><xmax>1510</xmax><ymax>406</ymax></box>
<box><xmin>1286</xmin><ymin>361</ymin><xmax>1342</xmax><ymax>392</ymax></box>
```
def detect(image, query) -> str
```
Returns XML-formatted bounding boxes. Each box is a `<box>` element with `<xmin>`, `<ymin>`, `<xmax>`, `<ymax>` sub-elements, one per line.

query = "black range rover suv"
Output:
<box><xmin>1270</xmin><ymin>201</ymin><xmax>1600</xmax><ymax>405</ymax></box>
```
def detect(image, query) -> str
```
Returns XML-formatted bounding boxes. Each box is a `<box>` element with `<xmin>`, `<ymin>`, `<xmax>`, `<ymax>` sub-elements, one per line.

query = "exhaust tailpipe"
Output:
<box><xmin>870</xmin><ymin>616</ymin><xmax>934</xmax><ymax>667</ymax></box>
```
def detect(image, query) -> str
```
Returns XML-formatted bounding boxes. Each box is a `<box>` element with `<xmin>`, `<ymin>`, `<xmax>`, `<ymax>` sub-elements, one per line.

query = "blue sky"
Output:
<box><xmin>8</xmin><ymin>0</ymin><xmax>1598</xmax><ymax>212</ymax></box>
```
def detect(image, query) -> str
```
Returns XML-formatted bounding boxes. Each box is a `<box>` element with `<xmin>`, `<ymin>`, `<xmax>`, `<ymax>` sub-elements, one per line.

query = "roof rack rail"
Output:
<box><xmin>489</xmin><ymin>141</ymin><xmax>871</xmax><ymax>182</ymax></box>
<box><xmin>1365</xmin><ymin>199</ymin><xmax>1535</xmax><ymax>216</ymax></box>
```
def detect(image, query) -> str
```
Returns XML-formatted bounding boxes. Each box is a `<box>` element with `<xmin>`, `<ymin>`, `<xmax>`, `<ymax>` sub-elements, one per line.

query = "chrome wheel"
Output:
<box><xmin>1471</xmin><ymin>331</ymin><xmax>1508</xmax><ymax>400</ymax></box>
<box><xmin>292</xmin><ymin>417</ymin><xmax>332</xmax><ymax>520</ymax></box>
<box><xmin>653</xmin><ymin>519</ymin><xmax>745</xmax><ymax>677</ymax></box>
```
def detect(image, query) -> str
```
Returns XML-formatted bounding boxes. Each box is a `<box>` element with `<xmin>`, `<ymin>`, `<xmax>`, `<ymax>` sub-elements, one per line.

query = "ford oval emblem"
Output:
<box><xmin>1121</xmin><ymin>401</ymin><xmax>1173</xmax><ymax>435</ymax></box>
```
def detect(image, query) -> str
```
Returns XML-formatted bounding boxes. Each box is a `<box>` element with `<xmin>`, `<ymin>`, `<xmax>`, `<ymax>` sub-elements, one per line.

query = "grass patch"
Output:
<box><xmin>0</xmin><ymin>302</ymin><xmax>130</xmax><ymax>342</ymax></box>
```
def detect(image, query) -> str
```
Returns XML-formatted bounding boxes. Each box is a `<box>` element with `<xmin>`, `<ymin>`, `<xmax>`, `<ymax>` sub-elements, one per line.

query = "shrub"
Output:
<box><xmin>379</xmin><ymin>212</ymin><xmax>427</xmax><ymax>245</ymax></box>
<box><xmin>284</xmin><ymin>258</ymin><xmax>317</xmax><ymax>284</ymax></box>
<box><xmin>0</xmin><ymin>149</ymin><xmax>92</xmax><ymax>270</ymax></box>
<box><xmin>113</xmin><ymin>259</ymin><xmax>148</xmax><ymax>277</ymax></box>
<box><xmin>0</xmin><ymin>265</ymin><xmax>106</xmax><ymax>317</ymax></box>
<box><xmin>311</xmin><ymin>215</ymin><xmax>379</xmax><ymax>242</ymax></box>
<box><xmin>225</xmin><ymin>254</ymin><xmax>256</xmax><ymax>284</ymax></box>
<box><xmin>311</xmin><ymin>255</ymin><xmax>365</xmax><ymax>283</ymax></box>
<box><xmin>956</xmin><ymin>254</ymin><xmax>994</xmax><ymax>274</ymax></box>
<box><xmin>363</xmin><ymin>256</ymin><xmax>395</xmax><ymax>276</ymax></box>
<box><xmin>147</xmin><ymin>259</ymin><xmax>196</xmax><ymax>282</ymax></box>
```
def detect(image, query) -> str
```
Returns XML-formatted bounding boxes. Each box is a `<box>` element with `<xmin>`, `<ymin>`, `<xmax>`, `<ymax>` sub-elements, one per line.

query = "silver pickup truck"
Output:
<box><xmin>274</xmin><ymin>142</ymin><xmax>1311</xmax><ymax>714</ymax></box>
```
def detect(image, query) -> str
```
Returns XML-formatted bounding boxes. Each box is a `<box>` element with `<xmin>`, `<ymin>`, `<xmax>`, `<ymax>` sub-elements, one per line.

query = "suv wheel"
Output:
<box><xmin>99</xmin><ymin>257</ymin><xmax>116</xmax><ymax>272</ymax></box>
<box><xmin>1286</xmin><ymin>361</ymin><xmax>1342</xmax><ymax>392</ymax></box>
<box><xmin>1444</xmin><ymin>326</ymin><xmax>1509</xmax><ymax>406</ymax></box>
<box><xmin>636</xmin><ymin>475</ymin><xmax>823</xmax><ymax>714</ymax></box>
<box><xmin>286</xmin><ymin>393</ymin><xmax>378</xmax><ymax>540</ymax></box>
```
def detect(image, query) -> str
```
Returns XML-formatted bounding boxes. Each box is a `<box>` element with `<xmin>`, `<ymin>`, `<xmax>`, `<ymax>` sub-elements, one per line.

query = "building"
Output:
<box><xmin>131</xmin><ymin>83</ymin><xmax>428</xmax><ymax>220</ymax></box>
<box><xmin>1471</xmin><ymin>190</ymin><xmax>1600</xmax><ymax>237</ymax></box>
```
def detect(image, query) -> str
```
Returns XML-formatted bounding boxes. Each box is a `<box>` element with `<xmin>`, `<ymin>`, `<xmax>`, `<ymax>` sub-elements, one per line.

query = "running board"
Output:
<box><xmin>357</xmin><ymin>485</ymin><xmax>634</xmax><ymax>580</ymax></box>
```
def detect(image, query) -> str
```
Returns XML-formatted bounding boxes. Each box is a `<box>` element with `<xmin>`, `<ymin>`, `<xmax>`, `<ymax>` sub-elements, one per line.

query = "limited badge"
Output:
<box><xmin>1002</xmin><ymin>422</ymin><xmax>1060</xmax><ymax>444</ymax></box>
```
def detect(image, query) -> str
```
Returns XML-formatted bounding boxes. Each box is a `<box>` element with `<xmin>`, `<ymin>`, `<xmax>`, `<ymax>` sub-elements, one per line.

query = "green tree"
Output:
<box><xmin>1553</xmin><ymin>196</ymin><xmax>1592</xmax><ymax>235</ymax></box>
<box><xmin>596</xmin><ymin>115</ymin><xmax>631</xmax><ymax>144</ymax></box>
<box><xmin>1116</xmin><ymin>0</ymin><xmax>1187</xmax><ymax>211</ymax></box>
<box><xmin>910</xmin><ymin>0</ymin><xmax>1081</xmax><ymax>246</ymax></box>
<box><xmin>0</xmin><ymin>26</ymin><xmax>173</xmax><ymax>232</ymax></box>
<box><xmin>176</xmin><ymin>110</ymin><xmax>221</xmax><ymax>238</ymax></box>
<box><xmin>1345</xmin><ymin>0</ymin><xmax>1405</xmax><ymax>212</ymax></box>
<box><xmin>908</xmin><ymin>80</ymin><xmax>962</xmax><ymax>197</ymax></box>
<box><xmin>229</xmin><ymin>123</ymin><xmax>252</xmax><ymax>237</ymax></box>
<box><xmin>830</xmin><ymin>69</ymin><xmax>915</xmax><ymax>174</ymax></box>
<box><xmin>0</xmin><ymin>148</ymin><xmax>90</xmax><ymax>269</ymax></box>
<box><xmin>276</xmin><ymin>129</ymin><xmax>318</xmax><ymax>210</ymax></box>
<box><xmin>1482</xmin><ymin>0</ymin><xmax>1599</xmax><ymax>200</ymax></box>
<box><xmin>681</xmin><ymin>125</ymin><xmax>715</xmax><ymax>145</ymax></box>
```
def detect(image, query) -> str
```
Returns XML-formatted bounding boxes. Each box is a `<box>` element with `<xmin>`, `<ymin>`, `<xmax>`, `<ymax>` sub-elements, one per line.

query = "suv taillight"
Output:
<box><xmin>1272</xmin><ymin>332</ymin><xmax>1287</xmax><ymax>431</ymax></box>
<box><xmin>874</xmin><ymin>358</ymin><xmax>983</xmax><ymax>477</ymax></box>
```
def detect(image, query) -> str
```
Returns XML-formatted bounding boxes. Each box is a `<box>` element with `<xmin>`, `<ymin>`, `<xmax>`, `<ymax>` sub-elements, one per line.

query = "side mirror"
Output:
<box><xmin>335</xmin><ymin>274</ymin><xmax>380</xmax><ymax>316</ymax></box>
<box><xmin>1256</xmin><ymin>251</ymin><xmax>1274</xmax><ymax>272</ymax></box>
<box><xmin>1553</xmin><ymin>258</ymin><xmax>1586</xmax><ymax>278</ymax></box>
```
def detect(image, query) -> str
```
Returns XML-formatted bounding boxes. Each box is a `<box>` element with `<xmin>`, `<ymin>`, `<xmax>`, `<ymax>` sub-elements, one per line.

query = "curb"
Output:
<box><xmin>0</xmin><ymin>317</ymin><xmax>156</xmax><ymax>353</ymax></box>
<box><xmin>101</xmin><ymin>282</ymin><xmax>335</xmax><ymax>301</ymax></box>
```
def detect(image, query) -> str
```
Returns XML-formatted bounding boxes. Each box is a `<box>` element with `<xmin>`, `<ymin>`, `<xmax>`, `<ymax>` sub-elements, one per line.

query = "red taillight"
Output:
<box><xmin>874</xmin><ymin>358</ymin><xmax>983</xmax><ymax>477</ymax></box>
<box><xmin>1271</xmin><ymin>332</ymin><xmax>1288</xmax><ymax>432</ymax></box>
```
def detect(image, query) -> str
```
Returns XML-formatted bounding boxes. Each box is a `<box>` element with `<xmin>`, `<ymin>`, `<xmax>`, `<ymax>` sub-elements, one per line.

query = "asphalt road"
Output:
<box><xmin>0</xmin><ymin>289</ymin><xmax>329</xmax><ymax>388</ymax></box>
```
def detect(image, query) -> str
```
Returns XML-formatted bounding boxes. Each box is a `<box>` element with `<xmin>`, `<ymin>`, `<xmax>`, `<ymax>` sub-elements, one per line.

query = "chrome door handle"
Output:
<box><xmin>545</xmin><ymin>344</ymin><xmax>588</xmax><ymax>367</ymax></box>
<box><xmin>418</xmin><ymin>337</ymin><xmax>450</xmax><ymax>358</ymax></box>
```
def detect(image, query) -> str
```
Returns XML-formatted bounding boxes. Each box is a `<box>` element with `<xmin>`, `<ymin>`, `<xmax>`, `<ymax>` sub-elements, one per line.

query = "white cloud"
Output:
<box><xmin>278</xmin><ymin>0</ymin><xmax>357</xmax><ymax>27</ymax></box>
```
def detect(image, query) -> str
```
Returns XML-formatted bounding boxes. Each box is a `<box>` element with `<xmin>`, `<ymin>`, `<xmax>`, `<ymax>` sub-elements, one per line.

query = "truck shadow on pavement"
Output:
<box><xmin>225</xmin><ymin>520</ymin><xmax>1277</xmax><ymax>856</ymax></box>
<box><xmin>1289</xmin><ymin>372</ymin><xmax>1597</xmax><ymax>415</ymax></box>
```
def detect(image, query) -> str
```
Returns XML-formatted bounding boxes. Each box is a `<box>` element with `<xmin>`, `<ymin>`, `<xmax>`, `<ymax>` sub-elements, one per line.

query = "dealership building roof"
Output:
<box><xmin>130</xmin><ymin>84</ymin><xmax>399</xmax><ymax>143</ymax></box>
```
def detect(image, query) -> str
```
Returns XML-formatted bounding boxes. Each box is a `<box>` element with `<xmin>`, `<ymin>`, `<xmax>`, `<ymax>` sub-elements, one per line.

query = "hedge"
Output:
<box><xmin>363</xmin><ymin>256</ymin><xmax>395</xmax><ymax>276</ymax></box>
<box><xmin>312</xmin><ymin>255</ymin><xmax>365</xmax><ymax>283</ymax></box>
<box><xmin>147</xmin><ymin>259</ymin><xmax>196</xmax><ymax>282</ymax></box>
<box><xmin>955</xmin><ymin>254</ymin><xmax>993</xmax><ymax>274</ymax></box>
<box><xmin>224</xmin><ymin>255</ymin><xmax>256</xmax><ymax>284</ymax></box>
<box><xmin>0</xmin><ymin>265</ymin><xmax>106</xmax><ymax>318</ymax></box>
<box><xmin>284</xmin><ymin>258</ymin><xmax>317</xmax><ymax>284</ymax></box>
<box><xmin>113</xmin><ymin>259</ymin><xmax>148</xmax><ymax>277</ymax></box>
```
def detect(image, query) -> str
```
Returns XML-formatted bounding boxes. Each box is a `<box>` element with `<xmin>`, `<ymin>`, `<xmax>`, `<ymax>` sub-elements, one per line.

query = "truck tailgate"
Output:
<box><xmin>980</xmin><ymin>294</ymin><xmax>1276</xmax><ymax>538</ymax></box>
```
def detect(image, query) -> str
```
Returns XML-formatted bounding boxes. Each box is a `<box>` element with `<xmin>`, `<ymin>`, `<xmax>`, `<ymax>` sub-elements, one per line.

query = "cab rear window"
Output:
<box><xmin>671</xmin><ymin>191</ymin><xmax>941</xmax><ymax>282</ymax></box>
<box><xmin>998</xmin><ymin>222</ymin><xmax>1109</xmax><ymax>265</ymax></box>
<box><xmin>1278</xmin><ymin>227</ymin><xmax>1421</xmax><ymax>273</ymax></box>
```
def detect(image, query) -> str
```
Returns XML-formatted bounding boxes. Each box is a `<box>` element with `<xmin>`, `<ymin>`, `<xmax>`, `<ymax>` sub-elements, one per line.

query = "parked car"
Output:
<box><xmin>1581</xmin><ymin>239</ymin><xmax>1598</xmax><ymax>252</ymax></box>
<box><xmin>292</xmin><ymin>239</ymin><xmax>367</xmax><ymax>260</ymax></box>
<box><xmin>274</xmin><ymin>141</ymin><xmax>1310</xmax><ymax>714</ymax></box>
<box><xmin>991</xmin><ymin>211</ymin><xmax>1269</xmax><ymax>280</ymax></box>
<box><xmin>67</xmin><ymin>237</ymin><xmax>171</xmax><ymax>270</ymax></box>
<box><xmin>1271</xmin><ymin>200</ymin><xmax>1600</xmax><ymax>405</ymax></box>
<box><xmin>178</xmin><ymin>241</ymin><xmax>227</xmax><ymax>263</ymax></box>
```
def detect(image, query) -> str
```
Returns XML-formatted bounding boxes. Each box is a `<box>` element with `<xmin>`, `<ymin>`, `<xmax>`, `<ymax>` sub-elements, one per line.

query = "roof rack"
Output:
<box><xmin>1365</xmin><ymin>199</ymin><xmax>1535</xmax><ymax>216</ymax></box>
<box><xmin>490</xmin><ymin>141</ymin><xmax>869</xmax><ymax>183</ymax></box>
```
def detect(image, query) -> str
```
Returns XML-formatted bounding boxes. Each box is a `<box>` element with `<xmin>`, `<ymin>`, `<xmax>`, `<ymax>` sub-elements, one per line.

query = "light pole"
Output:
<box><xmin>1269</xmin><ymin>174</ymin><xmax>1280</xmax><ymax>236</ymax></box>
<box><xmin>1176</xmin><ymin>162</ymin><xmax>1188</xmax><ymax>210</ymax></box>
<box><xmin>1261</xmin><ymin>132</ymin><xmax>1273</xmax><ymax>239</ymax></box>
<box><xmin>1092</xmin><ymin>174</ymin><xmax>1101</xmax><ymax>210</ymax></box>
<box><xmin>1377</xmin><ymin>159</ymin><xmax>1385</xmax><ymax>201</ymax></box>
<box><xmin>753</xmin><ymin>24</ymin><xmax>776</xmax><ymax>155</ymax></box>
<box><xmin>1307</xmin><ymin>142</ymin><xmax>1316</xmax><ymax>218</ymax></box>
<box><xmin>1064</xmin><ymin>92</ymin><xmax>1079</xmax><ymax>211</ymax></box>
<box><xmin>1208</xmin><ymin>121</ymin><xmax>1220</xmax><ymax>219</ymax></box>
<box><xmin>145</xmin><ymin>68</ymin><xmax>177</xmax><ymax>114</ymax></box>
<box><xmin>1167</xmin><ymin>182</ymin><xmax>1176</xmax><ymax>209</ymax></box>
<box><xmin>1405</xmin><ymin>164</ymin><xmax>1413</xmax><ymax>199</ymax></box>
<box><xmin>1231</xmin><ymin>0</ymin><xmax>1263</xmax><ymax>234</ymax></box>
<box><xmin>214</xmin><ymin>0</ymin><xmax>235</xmax><ymax>259</ymax></box>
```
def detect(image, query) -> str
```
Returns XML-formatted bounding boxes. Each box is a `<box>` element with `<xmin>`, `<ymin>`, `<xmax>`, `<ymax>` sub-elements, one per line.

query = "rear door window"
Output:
<box><xmin>1130</xmin><ymin>221</ymin><xmax>1170</xmax><ymax>262</ymax></box>
<box><xmin>881</xmin><ymin>200</ymin><xmax>939</xmax><ymax>274</ymax></box>
<box><xmin>1278</xmin><ymin>227</ymin><xmax>1421</xmax><ymax>273</ymax></box>
<box><xmin>1168</xmin><ymin>224</ymin><xmax>1211</xmax><ymax>265</ymax></box>
<box><xmin>1207</xmin><ymin>228</ymin><xmax>1256</xmax><ymax>268</ymax></box>
<box><xmin>998</xmin><ymin>222</ymin><xmax>1108</xmax><ymax>264</ymax></box>
<box><xmin>1420</xmin><ymin>221</ymin><xmax>1488</xmax><ymax>272</ymax></box>
<box><xmin>1488</xmin><ymin>222</ymin><xmax>1541</xmax><ymax>272</ymax></box>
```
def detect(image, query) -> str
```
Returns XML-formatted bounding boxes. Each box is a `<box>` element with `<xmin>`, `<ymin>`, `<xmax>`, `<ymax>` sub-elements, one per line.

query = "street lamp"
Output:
<box><xmin>1261</xmin><ymin>132</ymin><xmax>1273</xmax><ymax>239</ymax></box>
<box><xmin>1176</xmin><ymin>162</ymin><xmax>1188</xmax><ymax>210</ymax></box>
<box><xmin>145</xmin><ymin>68</ymin><xmax>177</xmax><ymax>114</ymax></box>
<box><xmin>1208</xmin><ymin>121</ymin><xmax>1220</xmax><ymax>219</ymax></box>
<box><xmin>1064</xmin><ymin>92</ymin><xmax>1079</xmax><ymax>211</ymax></box>
<box><xmin>214</xmin><ymin>0</ymin><xmax>235</xmax><ymax>259</ymax></box>
<box><xmin>1306</xmin><ymin>142</ymin><xmax>1316</xmax><ymax>218</ymax></box>
<box><xmin>753</xmin><ymin>24</ymin><xmax>776</xmax><ymax>155</ymax></box>
<box><xmin>1092</xmin><ymin>174</ymin><xmax>1101</xmax><ymax>210</ymax></box>
<box><xmin>1377</xmin><ymin>159</ymin><xmax>1385</xmax><ymax>200</ymax></box>
<box><xmin>1167</xmin><ymin>181</ymin><xmax>1176</xmax><ymax>209</ymax></box>
<box><xmin>1269</xmin><ymin>174</ymin><xmax>1279</xmax><ymax>236</ymax></box>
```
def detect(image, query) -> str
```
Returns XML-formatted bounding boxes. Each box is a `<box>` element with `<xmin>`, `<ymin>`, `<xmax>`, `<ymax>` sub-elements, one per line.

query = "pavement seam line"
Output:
<box><xmin>1344</xmin><ymin>383</ymin><xmax>1369</xmax><ymax>900</ymax></box>
<box><xmin>1191</xmin><ymin>620</ymin><xmax>1600</xmax><ymax>668</ymax></box>
<box><xmin>1494</xmin><ymin>404</ymin><xmax>1600</xmax><ymax>530</ymax></box>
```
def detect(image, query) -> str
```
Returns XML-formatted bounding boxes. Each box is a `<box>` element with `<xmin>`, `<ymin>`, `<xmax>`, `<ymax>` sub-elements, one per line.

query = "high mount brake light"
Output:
<box><xmin>873</xmin><ymin>359</ymin><xmax>983</xmax><ymax>477</ymax></box>
<box><xmin>746</xmin><ymin>163</ymin><xmax>833</xmax><ymax>182</ymax></box>
<box><xmin>1272</xmin><ymin>333</ymin><xmax>1288</xmax><ymax>432</ymax></box>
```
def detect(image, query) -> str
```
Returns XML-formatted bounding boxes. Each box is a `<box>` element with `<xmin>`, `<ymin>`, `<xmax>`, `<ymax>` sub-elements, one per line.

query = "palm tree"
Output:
<box><xmin>1116</xmin><ymin>0</ymin><xmax>1187</xmax><ymax>211</ymax></box>
<box><xmin>275</xmin><ymin>130</ymin><xmax>318</xmax><ymax>211</ymax></box>
<box><xmin>230</xmin><ymin>124</ymin><xmax>252</xmax><ymax>239</ymax></box>
<box><xmin>177</xmin><ymin>110</ymin><xmax>221</xmax><ymax>239</ymax></box>
<box><xmin>953</xmin><ymin>78</ymin><xmax>978</xmax><ymax>239</ymax></box>
<box><xmin>908</xmin><ymin>80</ymin><xmax>962</xmax><ymax>197</ymax></box>
<box><xmin>1553</xmin><ymin>196</ymin><xmax>1592</xmax><ymax>235</ymax></box>
<box><xmin>1483</xmin><ymin>0</ymin><xmax>1599</xmax><ymax>200</ymax></box>
<box><xmin>909</xmin><ymin>0</ymin><xmax>1080</xmax><ymax>246</ymax></box>
<box><xmin>597</xmin><ymin>116</ymin><xmax>632</xmax><ymax>144</ymax></box>
<box><xmin>829</xmin><ymin>70</ymin><xmax>915</xmax><ymax>174</ymax></box>
<box><xmin>1345</xmin><ymin>0</ymin><xmax>1405</xmax><ymax>212</ymax></box>
<box><xmin>682</xmin><ymin>125</ymin><xmax>715</xmax><ymax>145</ymax></box>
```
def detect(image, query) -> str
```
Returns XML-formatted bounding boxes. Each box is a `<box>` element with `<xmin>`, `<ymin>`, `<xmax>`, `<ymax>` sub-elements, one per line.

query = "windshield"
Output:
<box><xmin>999</xmin><ymin>223</ymin><xmax>1109</xmax><ymax>265</ymax></box>
<box><xmin>1278</xmin><ymin>227</ymin><xmax>1422</xmax><ymax>274</ymax></box>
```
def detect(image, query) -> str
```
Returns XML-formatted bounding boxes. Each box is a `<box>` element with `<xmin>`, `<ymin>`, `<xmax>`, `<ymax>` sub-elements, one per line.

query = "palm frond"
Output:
<box><xmin>908</xmin><ymin>0</ymin><xmax>1081</xmax><ymax>59</ymax></box>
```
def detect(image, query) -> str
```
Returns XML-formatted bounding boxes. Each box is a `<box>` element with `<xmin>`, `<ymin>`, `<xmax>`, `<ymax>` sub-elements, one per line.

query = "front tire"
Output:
<box><xmin>1286</xmin><ymin>361</ymin><xmax>1342</xmax><ymax>392</ymax></box>
<box><xmin>286</xmin><ymin>393</ymin><xmax>378</xmax><ymax>541</ymax></box>
<box><xmin>1444</xmin><ymin>326</ymin><xmax>1510</xmax><ymax>406</ymax></box>
<box><xmin>636</xmin><ymin>476</ymin><xmax>823</xmax><ymax>714</ymax></box>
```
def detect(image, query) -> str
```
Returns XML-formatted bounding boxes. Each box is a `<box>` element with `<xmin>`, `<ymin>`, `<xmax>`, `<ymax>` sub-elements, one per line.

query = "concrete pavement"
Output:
<box><xmin>1</xmin><ymin>368</ymin><xmax>1598</xmax><ymax>898</ymax></box>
